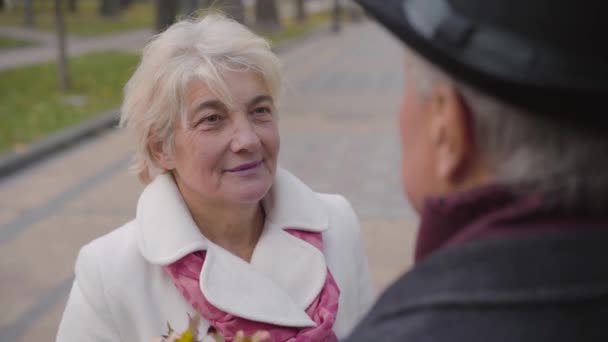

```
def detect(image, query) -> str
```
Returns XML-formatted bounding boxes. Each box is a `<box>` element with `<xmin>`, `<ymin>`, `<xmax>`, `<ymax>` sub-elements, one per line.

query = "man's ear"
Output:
<box><xmin>428</xmin><ymin>82</ymin><xmax>475</xmax><ymax>184</ymax></box>
<box><xmin>148</xmin><ymin>134</ymin><xmax>175</xmax><ymax>171</ymax></box>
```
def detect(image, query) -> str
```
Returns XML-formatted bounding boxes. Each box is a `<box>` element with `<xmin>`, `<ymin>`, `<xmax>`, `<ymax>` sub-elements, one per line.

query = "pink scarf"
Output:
<box><xmin>164</xmin><ymin>229</ymin><xmax>340</xmax><ymax>341</ymax></box>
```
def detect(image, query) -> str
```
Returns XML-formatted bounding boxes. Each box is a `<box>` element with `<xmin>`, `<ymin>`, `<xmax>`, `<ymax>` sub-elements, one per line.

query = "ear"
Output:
<box><xmin>148</xmin><ymin>133</ymin><xmax>175</xmax><ymax>171</ymax></box>
<box><xmin>428</xmin><ymin>82</ymin><xmax>475</xmax><ymax>184</ymax></box>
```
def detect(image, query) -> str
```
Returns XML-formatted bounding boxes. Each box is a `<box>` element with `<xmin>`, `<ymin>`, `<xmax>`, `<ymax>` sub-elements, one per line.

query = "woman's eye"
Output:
<box><xmin>252</xmin><ymin>107</ymin><xmax>272</xmax><ymax>117</ymax></box>
<box><xmin>201</xmin><ymin>114</ymin><xmax>223</xmax><ymax>125</ymax></box>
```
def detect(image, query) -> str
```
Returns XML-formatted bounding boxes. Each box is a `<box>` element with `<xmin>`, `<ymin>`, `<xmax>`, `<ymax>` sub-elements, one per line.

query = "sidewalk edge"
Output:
<box><xmin>0</xmin><ymin>110</ymin><xmax>119</xmax><ymax>178</ymax></box>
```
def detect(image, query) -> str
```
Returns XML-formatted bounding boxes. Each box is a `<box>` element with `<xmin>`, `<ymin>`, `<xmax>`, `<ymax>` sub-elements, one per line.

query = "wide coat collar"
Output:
<box><xmin>376</xmin><ymin>229</ymin><xmax>608</xmax><ymax>317</ymax></box>
<box><xmin>136</xmin><ymin>168</ymin><xmax>330</xmax><ymax>327</ymax></box>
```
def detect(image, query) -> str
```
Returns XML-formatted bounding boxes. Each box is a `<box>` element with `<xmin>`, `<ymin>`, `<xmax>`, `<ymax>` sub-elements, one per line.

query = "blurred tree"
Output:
<box><xmin>121</xmin><ymin>0</ymin><xmax>134</xmax><ymax>9</ymax></box>
<box><xmin>256</xmin><ymin>0</ymin><xmax>280</xmax><ymax>30</ymax></box>
<box><xmin>68</xmin><ymin>0</ymin><xmax>78</xmax><ymax>13</ymax></box>
<box><xmin>346</xmin><ymin>1</ymin><xmax>363</xmax><ymax>22</ymax></box>
<box><xmin>222</xmin><ymin>0</ymin><xmax>245</xmax><ymax>23</ymax></box>
<box><xmin>180</xmin><ymin>0</ymin><xmax>199</xmax><ymax>16</ymax></box>
<box><xmin>0</xmin><ymin>0</ymin><xmax>5</xmax><ymax>12</ymax></box>
<box><xmin>200</xmin><ymin>0</ymin><xmax>245</xmax><ymax>24</ymax></box>
<box><xmin>55</xmin><ymin>0</ymin><xmax>71</xmax><ymax>90</ymax></box>
<box><xmin>295</xmin><ymin>0</ymin><xmax>306</xmax><ymax>23</ymax></box>
<box><xmin>155</xmin><ymin>0</ymin><xmax>179</xmax><ymax>32</ymax></box>
<box><xmin>99</xmin><ymin>0</ymin><xmax>122</xmax><ymax>17</ymax></box>
<box><xmin>24</xmin><ymin>0</ymin><xmax>35</xmax><ymax>27</ymax></box>
<box><xmin>331</xmin><ymin>0</ymin><xmax>341</xmax><ymax>33</ymax></box>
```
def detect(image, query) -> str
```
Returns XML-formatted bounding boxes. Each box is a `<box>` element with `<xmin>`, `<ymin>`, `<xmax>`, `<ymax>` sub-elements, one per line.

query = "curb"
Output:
<box><xmin>0</xmin><ymin>109</ymin><xmax>119</xmax><ymax>178</ymax></box>
<box><xmin>0</xmin><ymin>23</ymin><xmax>336</xmax><ymax>179</ymax></box>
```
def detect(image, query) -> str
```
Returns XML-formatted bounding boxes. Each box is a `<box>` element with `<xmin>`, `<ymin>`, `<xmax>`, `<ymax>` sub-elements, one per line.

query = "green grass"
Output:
<box><xmin>0</xmin><ymin>0</ymin><xmax>153</xmax><ymax>37</ymax></box>
<box><xmin>0</xmin><ymin>35</ymin><xmax>32</xmax><ymax>49</ymax></box>
<box><xmin>0</xmin><ymin>51</ymin><xmax>139</xmax><ymax>153</ymax></box>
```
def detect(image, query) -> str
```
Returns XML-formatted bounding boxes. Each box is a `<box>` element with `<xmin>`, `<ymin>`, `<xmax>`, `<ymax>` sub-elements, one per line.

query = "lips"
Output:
<box><xmin>226</xmin><ymin>160</ymin><xmax>262</xmax><ymax>172</ymax></box>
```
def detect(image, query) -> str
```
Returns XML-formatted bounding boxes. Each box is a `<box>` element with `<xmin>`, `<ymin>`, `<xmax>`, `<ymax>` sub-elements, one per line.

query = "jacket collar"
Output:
<box><xmin>378</xmin><ymin>229</ymin><xmax>608</xmax><ymax>318</ymax></box>
<box><xmin>415</xmin><ymin>184</ymin><xmax>608</xmax><ymax>262</ymax></box>
<box><xmin>136</xmin><ymin>167</ymin><xmax>330</xmax><ymax>327</ymax></box>
<box><xmin>415</xmin><ymin>184</ymin><xmax>517</xmax><ymax>262</ymax></box>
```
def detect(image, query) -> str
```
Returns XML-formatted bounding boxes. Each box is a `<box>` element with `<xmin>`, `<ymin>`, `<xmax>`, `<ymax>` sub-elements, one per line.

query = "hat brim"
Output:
<box><xmin>355</xmin><ymin>0</ymin><xmax>608</xmax><ymax>129</ymax></box>
<box><xmin>355</xmin><ymin>0</ymin><xmax>520</xmax><ymax>106</ymax></box>
<box><xmin>354</xmin><ymin>0</ymin><xmax>452</xmax><ymax>76</ymax></box>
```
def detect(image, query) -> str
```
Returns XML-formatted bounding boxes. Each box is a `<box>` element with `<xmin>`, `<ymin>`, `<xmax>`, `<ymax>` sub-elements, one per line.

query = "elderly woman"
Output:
<box><xmin>56</xmin><ymin>15</ymin><xmax>374</xmax><ymax>342</ymax></box>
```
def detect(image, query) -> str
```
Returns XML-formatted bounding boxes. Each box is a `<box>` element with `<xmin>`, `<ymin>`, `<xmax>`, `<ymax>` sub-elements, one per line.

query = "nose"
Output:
<box><xmin>230</xmin><ymin>117</ymin><xmax>261</xmax><ymax>153</ymax></box>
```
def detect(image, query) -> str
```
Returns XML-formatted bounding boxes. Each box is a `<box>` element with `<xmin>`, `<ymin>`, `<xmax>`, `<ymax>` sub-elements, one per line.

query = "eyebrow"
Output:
<box><xmin>190</xmin><ymin>95</ymin><xmax>274</xmax><ymax>118</ymax></box>
<box><xmin>247</xmin><ymin>95</ymin><xmax>274</xmax><ymax>108</ymax></box>
<box><xmin>192</xmin><ymin>100</ymin><xmax>228</xmax><ymax>114</ymax></box>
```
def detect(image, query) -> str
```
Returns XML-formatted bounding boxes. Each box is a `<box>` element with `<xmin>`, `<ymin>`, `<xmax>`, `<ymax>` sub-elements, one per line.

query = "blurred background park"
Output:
<box><xmin>0</xmin><ymin>0</ymin><xmax>365</xmax><ymax>155</ymax></box>
<box><xmin>0</xmin><ymin>0</ymin><xmax>417</xmax><ymax>340</ymax></box>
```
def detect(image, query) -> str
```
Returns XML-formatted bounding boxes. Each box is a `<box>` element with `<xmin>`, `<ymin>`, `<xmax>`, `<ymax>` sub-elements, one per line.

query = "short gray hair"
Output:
<box><xmin>120</xmin><ymin>14</ymin><xmax>283</xmax><ymax>184</ymax></box>
<box><xmin>405</xmin><ymin>50</ymin><xmax>608</xmax><ymax>211</ymax></box>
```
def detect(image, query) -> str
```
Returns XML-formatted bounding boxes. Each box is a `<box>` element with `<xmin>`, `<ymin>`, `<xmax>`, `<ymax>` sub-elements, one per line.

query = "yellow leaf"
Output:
<box><xmin>175</xmin><ymin>328</ymin><xmax>193</xmax><ymax>342</ymax></box>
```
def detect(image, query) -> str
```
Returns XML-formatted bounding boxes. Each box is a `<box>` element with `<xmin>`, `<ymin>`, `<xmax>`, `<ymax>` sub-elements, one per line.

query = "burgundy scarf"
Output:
<box><xmin>415</xmin><ymin>185</ymin><xmax>608</xmax><ymax>262</ymax></box>
<box><xmin>164</xmin><ymin>229</ymin><xmax>340</xmax><ymax>341</ymax></box>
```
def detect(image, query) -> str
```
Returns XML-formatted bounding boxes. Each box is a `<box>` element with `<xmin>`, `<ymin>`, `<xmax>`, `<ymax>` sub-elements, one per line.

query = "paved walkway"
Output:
<box><xmin>0</xmin><ymin>26</ymin><xmax>153</xmax><ymax>70</ymax></box>
<box><xmin>0</xmin><ymin>26</ymin><xmax>58</xmax><ymax>44</ymax></box>
<box><xmin>0</xmin><ymin>20</ymin><xmax>418</xmax><ymax>341</ymax></box>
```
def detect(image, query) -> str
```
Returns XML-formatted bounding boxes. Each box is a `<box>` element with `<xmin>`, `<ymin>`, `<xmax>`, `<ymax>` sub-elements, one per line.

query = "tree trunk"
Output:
<box><xmin>222</xmin><ymin>0</ymin><xmax>245</xmax><ymax>23</ymax></box>
<box><xmin>68</xmin><ymin>0</ymin><xmax>77</xmax><ymax>13</ymax></box>
<box><xmin>295</xmin><ymin>0</ymin><xmax>306</xmax><ymax>23</ymax></box>
<box><xmin>200</xmin><ymin>0</ymin><xmax>245</xmax><ymax>24</ymax></box>
<box><xmin>179</xmin><ymin>0</ymin><xmax>198</xmax><ymax>16</ymax></box>
<box><xmin>55</xmin><ymin>0</ymin><xmax>71</xmax><ymax>90</ymax></box>
<box><xmin>24</xmin><ymin>0</ymin><xmax>35</xmax><ymax>27</ymax></box>
<box><xmin>347</xmin><ymin>1</ymin><xmax>363</xmax><ymax>22</ymax></box>
<box><xmin>255</xmin><ymin>0</ymin><xmax>280</xmax><ymax>30</ymax></box>
<box><xmin>99</xmin><ymin>0</ymin><xmax>122</xmax><ymax>17</ymax></box>
<box><xmin>121</xmin><ymin>0</ymin><xmax>134</xmax><ymax>10</ymax></box>
<box><xmin>331</xmin><ymin>0</ymin><xmax>341</xmax><ymax>33</ymax></box>
<box><xmin>155</xmin><ymin>0</ymin><xmax>179</xmax><ymax>32</ymax></box>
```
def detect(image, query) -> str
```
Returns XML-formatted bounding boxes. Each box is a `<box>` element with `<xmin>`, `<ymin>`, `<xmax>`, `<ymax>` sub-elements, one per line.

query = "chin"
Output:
<box><xmin>230</xmin><ymin>180</ymin><xmax>273</xmax><ymax>204</ymax></box>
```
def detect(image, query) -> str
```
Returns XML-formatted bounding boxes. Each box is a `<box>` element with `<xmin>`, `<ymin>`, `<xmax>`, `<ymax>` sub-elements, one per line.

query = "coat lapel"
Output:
<box><xmin>136</xmin><ymin>168</ymin><xmax>331</xmax><ymax>327</ymax></box>
<box><xmin>201</xmin><ymin>241</ymin><xmax>317</xmax><ymax>327</ymax></box>
<box><xmin>250</xmin><ymin>223</ymin><xmax>328</xmax><ymax>311</ymax></box>
<box><xmin>136</xmin><ymin>174</ymin><xmax>208</xmax><ymax>265</ymax></box>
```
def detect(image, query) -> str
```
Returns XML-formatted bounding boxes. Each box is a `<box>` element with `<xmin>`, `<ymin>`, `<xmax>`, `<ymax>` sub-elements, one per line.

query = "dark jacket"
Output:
<box><xmin>347</xmin><ymin>185</ymin><xmax>608</xmax><ymax>342</ymax></box>
<box><xmin>345</xmin><ymin>186</ymin><xmax>608</xmax><ymax>341</ymax></box>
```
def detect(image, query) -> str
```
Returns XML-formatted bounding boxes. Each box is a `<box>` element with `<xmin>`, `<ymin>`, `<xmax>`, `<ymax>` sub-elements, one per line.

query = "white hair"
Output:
<box><xmin>120</xmin><ymin>14</ymin><xmax>283</xmax><ymax>184</ymax></box>
<box><xmin>405</xmin><ymin>49</ymin><xmax>608</xmax><ymax>211</ymax></box>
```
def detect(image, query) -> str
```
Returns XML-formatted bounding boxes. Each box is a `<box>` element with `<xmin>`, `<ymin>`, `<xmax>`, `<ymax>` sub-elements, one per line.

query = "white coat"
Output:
<box><xmin>56</xmin><ymin>168</ymin><xmax>375</xmax><ymax>341</ymax></box>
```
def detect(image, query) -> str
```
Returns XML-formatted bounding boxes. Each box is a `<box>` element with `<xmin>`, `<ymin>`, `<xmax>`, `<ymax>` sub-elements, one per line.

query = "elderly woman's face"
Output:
<box><xmin>168</xmin><ymin>71</ymin><xmax>279</xmax><ymax>207</ymax></box>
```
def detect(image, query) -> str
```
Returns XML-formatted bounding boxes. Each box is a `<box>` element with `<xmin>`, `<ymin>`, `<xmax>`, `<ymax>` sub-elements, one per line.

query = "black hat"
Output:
<box><xmin>355</xmin><ymin>0</ymin><xmax>608</xmax><ymax>128</ymax></box>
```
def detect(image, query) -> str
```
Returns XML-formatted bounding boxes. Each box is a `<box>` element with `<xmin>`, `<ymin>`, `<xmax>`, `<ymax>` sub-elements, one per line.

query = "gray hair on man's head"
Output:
<box><xmin>405</xmin><ymin>49</ymin><xmax>608</xmax><ymax>211</ymax></box>
<box><xmin>120</xmin><ymin>14</ymin><xmax>283</xmax><ymax>184</ymax></box>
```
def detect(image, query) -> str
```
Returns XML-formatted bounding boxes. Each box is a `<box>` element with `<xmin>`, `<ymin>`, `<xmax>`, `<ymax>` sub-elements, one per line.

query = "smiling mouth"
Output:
<box><xmin>226</xmin><ymin>160</ymin><xmax>263</xmax><ymax>172</ymax></box>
